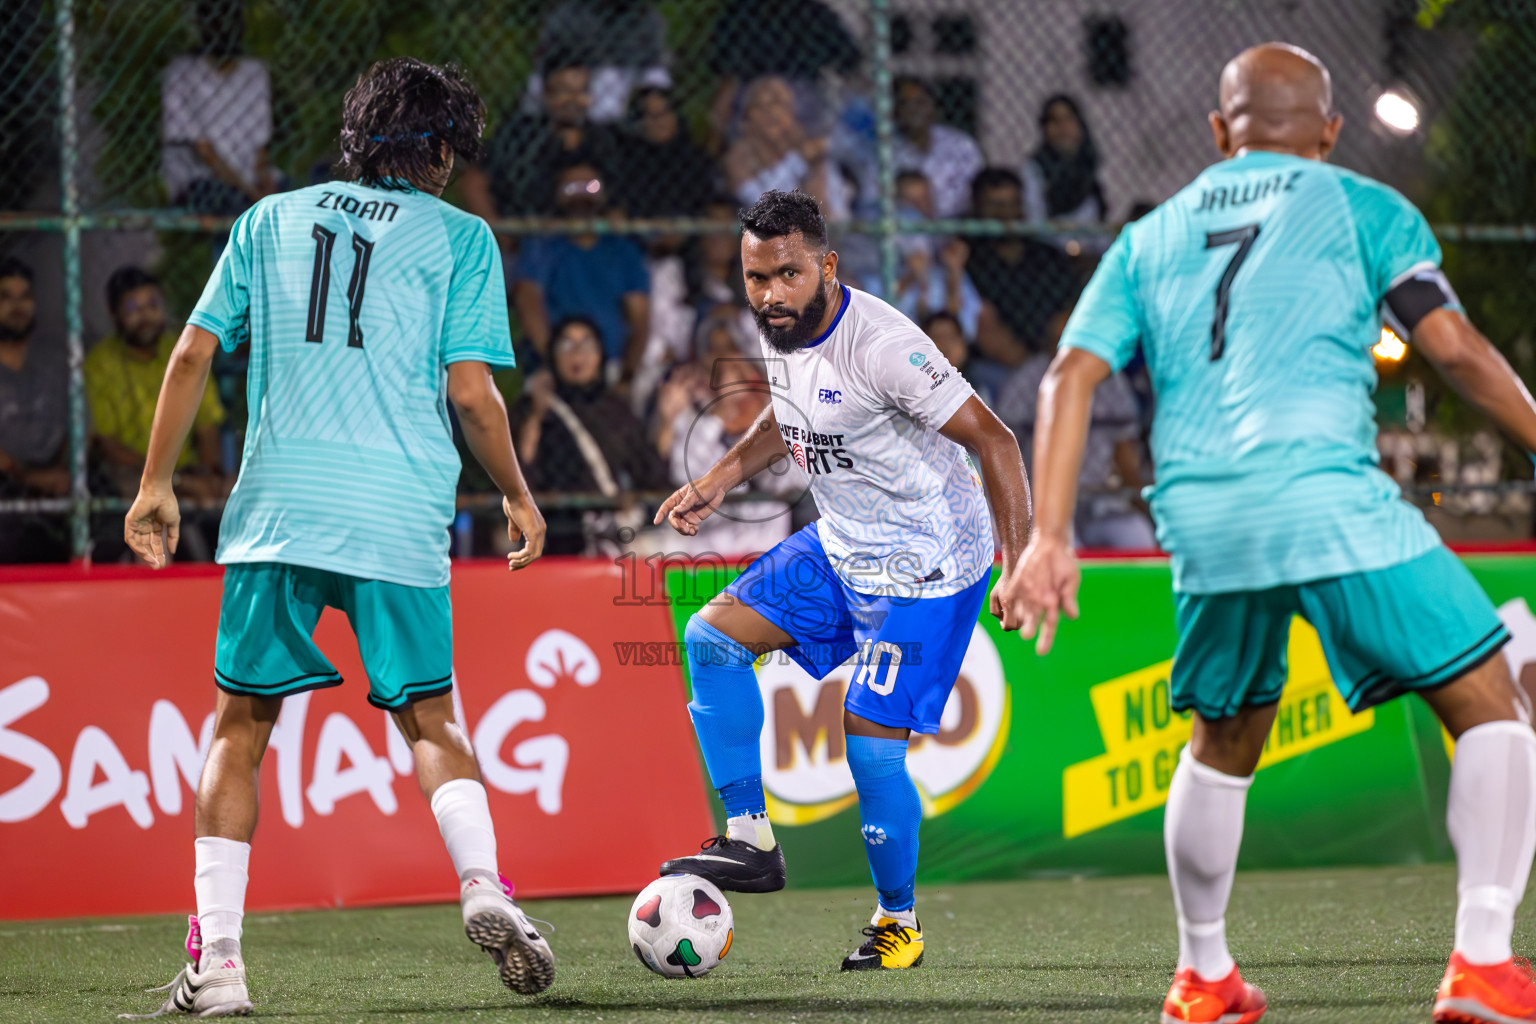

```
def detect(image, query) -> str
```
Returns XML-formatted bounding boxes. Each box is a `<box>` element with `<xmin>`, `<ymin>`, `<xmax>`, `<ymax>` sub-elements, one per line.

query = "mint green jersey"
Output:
<box><xmin>189</xmin><ymin>181</ymin><xmax>514</xmax><ymax>588</ymax></box>
<box><xmin>1060</xmin><ymin>151</ymin><xmax>1444</xmax><ymax>594</ymax></box>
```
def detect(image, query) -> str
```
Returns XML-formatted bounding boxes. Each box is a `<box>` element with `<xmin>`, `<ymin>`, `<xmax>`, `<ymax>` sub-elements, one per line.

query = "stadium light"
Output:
<box><xmin>1374</xmin><ymin>89</ymin><xmax>1420</xmax><ymax>134</ymax></box>
<box><xmin>1373</xmin><ymin>326</ymin><xmax>1408</xmax><ymax>362</ymax></box>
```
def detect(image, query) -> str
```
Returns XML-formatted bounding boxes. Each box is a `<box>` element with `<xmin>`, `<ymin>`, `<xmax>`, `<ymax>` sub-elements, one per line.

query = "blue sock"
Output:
<box><xmin>846</xmin><ymin>734</ymin><xmax>920</xmax><ymax>913</ymax></box>
<box><xmin>684</xmin><ymin>615</ymin><xmax>765</xmax><ymax>817</ymax></box>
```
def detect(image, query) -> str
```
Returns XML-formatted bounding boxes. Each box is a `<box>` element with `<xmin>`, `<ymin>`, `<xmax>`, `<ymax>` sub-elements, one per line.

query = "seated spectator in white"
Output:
<box><xmin>462</xmin><ymin>58</ymin><xmax>627</xmax><ymax>221</ymax></box>
<box><xmin>651</xmin><ymin>356</ymin><xmax>807</xmax><ymax>557</ymax></box>
<box><xmin>513</xmin><ymin>162</ymin><xmax>650</xmax><ymax>381</ymax></box>
<box><xmin>522</xmin><ymin>0</ymin><xmax>672</xmax><ymax>124</ymax></box>
<box><xmin>1023</xmin><ymin>93</ymin><xmax>1108</xmax><ymax>225</ymax></box>
<box><xmin>923</xmin><ymin>311</ymin><xmax>995</xmax><ymax>409</ymax></box>
<box><xmin>725</xmin><ymin>77</ymin><xmax>849</xmax><ymax>220</ymax></box>
<box><xmin>893</xmin><ymin>76</ymin><xmax>984</xmax><ymax>220</ymax></box>
<box><xmin>995</xmin><ymin>352</ymin><xmax>1155</xmax><ymax>551</ymax></box>
<box><xmin>161</xmin><ymin>0</ymin><xmax>277</xmax><ymax>215</ymax></box>
<box><xmin>513</xmin><ymin>317</ymin><xmax>670</xmax><ymax>555</ymax></box>
<box><xmin>877</xmin><ymin>171</ymin><xmax>983</xmax><ymax>339</ymax></box>
<box><xmin>0</xmin><ymin>258</ymin><xmax>70</xmax><ymax>563</ymax></box>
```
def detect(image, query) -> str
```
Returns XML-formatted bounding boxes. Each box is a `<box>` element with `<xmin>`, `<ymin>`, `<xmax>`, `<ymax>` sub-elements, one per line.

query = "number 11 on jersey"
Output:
<box><xmin>307</xmin><ymin>222</ymin><xmax>375</xmax><ymax>349</ymax></box>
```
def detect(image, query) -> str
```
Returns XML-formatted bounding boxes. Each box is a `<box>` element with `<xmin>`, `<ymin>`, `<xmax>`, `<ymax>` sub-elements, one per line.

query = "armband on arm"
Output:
<box><xmin>1381</xmin><ymin>262</ymin><xmax>1461</xmax><ymax>338</ymax></box>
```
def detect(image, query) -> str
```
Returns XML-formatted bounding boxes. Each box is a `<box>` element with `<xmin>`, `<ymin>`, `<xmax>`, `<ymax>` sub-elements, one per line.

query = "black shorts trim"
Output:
<box><xmin>214</xmin><ymin>673</ymin><xmax>344</xmax><ymax>699</ymax></box>
<box><xmin>1170</xmin><ymin>693</ymin><xmax>1282</xmax><ymax>723</ymax></box>
<box><xmin>368</xmin><ymin>676</ymin><xmax>454</xmax><ymax>711</ymax></box>
<box><xmin>214</xmin><ymin>666</ymin><xmax>344</xmax><ymax>691</ymax></box>
<box><xmin>1400</xmin><ymin>626</ymin><xmax>1510</xmax><ymax>686</ymax></box>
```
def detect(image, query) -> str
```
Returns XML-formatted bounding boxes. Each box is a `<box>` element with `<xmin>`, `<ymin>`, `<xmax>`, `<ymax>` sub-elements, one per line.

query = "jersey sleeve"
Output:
<box><xmin>1059</xmin><ymin>230</ymin><xmax>1141</xmax><ymax>372</ymax></box>
<box><xmin>866</xmin><ymin>323</ymin><xmax>976</xmax><ymax>431</ymax></box>
<box><xmin>1340</xmin><ymin>176</ymin><xmax>1460</xmax><ymax>337</ymax></box>
<box><xmin>442</xmin><ymin>217</ymin><xmax>515</xmax><ymax>368</ymax></box>
<box><xmin>187</xmin><ymin>207</ymin><xmax>255</xmax><ymax>351</ymax></box>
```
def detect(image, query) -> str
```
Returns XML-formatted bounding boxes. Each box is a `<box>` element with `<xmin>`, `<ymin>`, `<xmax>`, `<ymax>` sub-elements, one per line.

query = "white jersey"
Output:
<box><xmin>758</xmin><ymin>284</ymin><xmax>993</xmax><ymax>597</ymax></box>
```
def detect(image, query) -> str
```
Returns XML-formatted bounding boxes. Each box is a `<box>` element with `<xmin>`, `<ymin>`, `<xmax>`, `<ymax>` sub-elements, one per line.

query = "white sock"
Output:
<box><xmin>727</xmin><ymin>811</ymin><xmax>776</xmax><ymax>851</ymax></box>
<box><xmin>1449</xmin><ymin>720</ymin><xmax>1536</xmax><ymax>965</ymax></box>
<box><xmin>876</xmin><ymin>904</ymin><xmax>918</xmax><ymax>929</ymax></box>
<box><xmin>431</xmin><ymin>778</ymin><xmax>500</xmax><ymax>886</ymax></box>
<box><xmin>1164</xmin><ymin>746</ymin><xmax>1251</xmax><ymax>981</ymax></box>
<box><xmin>193</xmin><ymin>836</ymin><xmax>250</xmax><ymax>964</ymax></box>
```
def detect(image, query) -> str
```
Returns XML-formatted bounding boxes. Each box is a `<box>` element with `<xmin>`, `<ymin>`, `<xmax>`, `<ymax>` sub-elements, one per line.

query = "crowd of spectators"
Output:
<box><xmin>0</xmin><ymin>0</ymin><xmax>1160</xmax><ymax>564</ymax></box>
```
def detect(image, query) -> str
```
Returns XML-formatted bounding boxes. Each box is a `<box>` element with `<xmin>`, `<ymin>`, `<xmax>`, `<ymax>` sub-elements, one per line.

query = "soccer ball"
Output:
<box><xmin>627</xmin><ymin>874</ymin><xmax>734</xmax><ymax>978</ymax></box>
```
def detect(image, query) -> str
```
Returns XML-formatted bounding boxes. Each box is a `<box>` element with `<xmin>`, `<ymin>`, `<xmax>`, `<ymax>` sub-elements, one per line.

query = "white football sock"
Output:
<box><xmin>431</xmin><ymin>778</ymin><xmax>500</xmax><ymax>885</ymax></box>
<box><xmin>193</xmin><ymin>836</ymin><xmax>250</xmax><ymax>963</ymax></box>
<box><xmin>1165</xmin><ymin>746</ymin><xmax>1251</xmax><ymax>982</ymax></box>
<box><xmin>876</xmin><ymin>904</ymin><xmax>918</xmax><ymax>929</ymax></box>
<box><xmin>1449</xmin><ymin>720</ymin><xmax>1536</xmax><ymax>965</ymax></box>
<box><xmin>727</xmin><ymin>811</ymin><xmax>776</xmax><ymax>851</ymax></box>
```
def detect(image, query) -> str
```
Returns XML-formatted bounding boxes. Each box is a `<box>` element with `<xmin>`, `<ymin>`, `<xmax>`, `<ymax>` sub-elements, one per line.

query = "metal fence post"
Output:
<box><xmin>55</xmin><ymin>0</ymin><xmax>89</xmax><ymax>560</ymax></box>
<box><xmin>870</xmin><ymin>0</ymin><xmax>898</xmax><ymax>301</ymax></box>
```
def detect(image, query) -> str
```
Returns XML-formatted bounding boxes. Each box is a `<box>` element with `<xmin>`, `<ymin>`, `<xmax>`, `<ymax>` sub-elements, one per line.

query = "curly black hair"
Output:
<box><xmin>738</xmin><ymin>189</ymin><xmax>827</xmax><ymax>251</ymax></box>
<box><xmin>335</xmin><ymin>58</ymin><xmax>485</xmax><ymax>192</ymax></box>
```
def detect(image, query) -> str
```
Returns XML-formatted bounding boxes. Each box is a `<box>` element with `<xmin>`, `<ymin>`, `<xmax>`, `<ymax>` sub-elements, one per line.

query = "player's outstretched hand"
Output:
<box><xmin>1008</xmin><ymin>533</ymin><xmax>1082</xmax><ymax>655</ymax></box>
<box><xmin>124</xmin><ymin>485</ymin><xmax>181</xmax><ymax>569</ymax></box>
<box><xmin>654</xmin><ymin>474</ymin><xmax>726</xmax><ymax>537</ymax></box>
<box><xmin>503</xmin><ymin>493</ymin><xmax>546</xmax><ymax>571</ymax></box>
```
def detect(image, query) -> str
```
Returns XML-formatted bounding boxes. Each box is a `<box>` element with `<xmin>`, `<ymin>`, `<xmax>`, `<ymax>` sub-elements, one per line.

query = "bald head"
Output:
<box><xmin>1210</xmin><ymin>43</ymin><xmax>1342</xmax><ymax>161</ymax></box>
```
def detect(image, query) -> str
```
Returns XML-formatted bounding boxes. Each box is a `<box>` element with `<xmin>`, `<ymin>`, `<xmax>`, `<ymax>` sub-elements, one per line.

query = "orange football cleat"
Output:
<box><xmin>1160</xmin><ymin>965</ymin><xmax>1267</xmax><ymax>1024</ymax></box>
<box><xmin>1434</xmin><ymin>952</ymin><xmax>1536</xmax><ymax>1023</ymax></box>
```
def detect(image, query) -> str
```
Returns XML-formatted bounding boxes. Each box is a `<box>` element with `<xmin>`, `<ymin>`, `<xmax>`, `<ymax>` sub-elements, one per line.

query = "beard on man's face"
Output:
<box><xmin>754</xmin><ymin>280</ymin><xmax>830</xmax><ymax>355</ymax></box>
<box><xmin>0</xmin><ymin>315</ymin><xmax>34</xmax><ymax>343</ymax></box>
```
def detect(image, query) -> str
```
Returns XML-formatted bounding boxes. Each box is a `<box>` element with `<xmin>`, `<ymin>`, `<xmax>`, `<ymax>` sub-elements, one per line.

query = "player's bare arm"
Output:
<box><xmin>1411</xmin><ymin>307</ymin><xmax>1536</xmax><ymax>454</ymax></box>
<box><xmin>1015</xmin><ymin>347</ymin><xmax>1111</xmax><ymax>654</ymax></box>
<box><xmin>936</xmin><ymin>396</ymin><xmax>1033</xmax><ymax>631</ymax></box>
<box><xmin>653</xmin><ymin>401</ymin><xmax>791</xmax><ymax>536</ymax></box>
<box><xmin>124</xmin><ymin>323</ymin><xmax>221</xmax><ymax>568</ymax></box>
<box><xmin>447</xmin><ymin>360</ymin><xmax>546</xmax><ymax>570</ymax></box>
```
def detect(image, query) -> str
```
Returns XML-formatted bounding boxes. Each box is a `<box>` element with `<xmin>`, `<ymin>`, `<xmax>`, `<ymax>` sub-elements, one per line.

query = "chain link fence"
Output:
<box><xmin>1</xmin><ymin>0</ymin><xmax>1533</xmax><ymax>562</ymax></box>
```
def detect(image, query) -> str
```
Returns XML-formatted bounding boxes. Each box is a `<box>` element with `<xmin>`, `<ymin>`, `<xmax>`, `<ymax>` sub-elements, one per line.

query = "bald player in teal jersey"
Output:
<box><xmin>1019</xmin><ymin>44</ymin><xmax>1536</xmax><ymax>1024</ymax></box>
<box><xmin>120</xmin><ymin>60</ymin><xmax>553</xmax><ymax>1018</ymax></box>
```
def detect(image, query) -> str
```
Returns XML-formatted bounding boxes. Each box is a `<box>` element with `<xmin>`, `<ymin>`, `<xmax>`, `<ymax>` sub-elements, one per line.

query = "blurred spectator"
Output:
<box><xmin>726</xmin><ymin>77</ymin><xmax>849</xmax><ymax>219</ymax></box>
<box><xmin>462</xmin><ymin>58</ymin><xmax>626</xmax><ymax>220</ymax></box>
<box><xmin>966</xmin><ymin>167</ymin><xmax>1077</xmax><ymax>379</ymax></box>
<box><xmin>0</xmin><ymin>258</ymin><xmax>69</xmax><ymax>562</ymax></box>
<box><xmin>1023</xmin><ymin>94</ymin><xmax>1108</xmax><ymax>225</ymax></box>
<box><xmin>513</xmin><ymin>162</ymin><xmax>650</xmax><ymax>379</ymax></box>
<box><xmin>162</xmin><ymin>0</ymin><xmax>277</xmax><ymax>215</ymax></box>
<box><xmin>621</xmin><ymin>87</ymin><xmax>713</xmax><ymax>219</ymax></box>
<box><xmin>645</xmin><ymin>357</ymin><xmax>806</xmax><ymax>557</ymax></box>
<box><xmin>922</xmin><ymin>311</ymin><xmax>994</xmax><ymax>408</ymax></box>
<box><xmin>514</xmin><ymin>317</ymin><xmax>669</xmax><ymax>554</ymax></box>
<box><xmin>523</xmin><ymin>0</ymin><xmax>671</xmax><ymax>124</ymax></box>
<box><xmin>883</xmin><ymin>172</ymin><xmax>983</xmax><ymax>340</ymax></box>
<box><xmin>893</xmin><ymin>77</ymin><xmax>984</xmax><ymax>220</ymax></box>
<box><xmin>706</xmin><ymin>0</ymin><xmax>861</xmax><ymax>151</ymax></box>
<box><xmin>85</xmin><ymin>266</ymin><xmax>227</xmax><ymax>505</ymax></box>
<box><xmin>687</xmin><ymin>195</ymin><xmax>748</xmax><ymax>316</ymax></box>
<box><xmin>995</xmin><ymin>354</ymin><xmax>1154</xmax><ymax>550</ymax></box>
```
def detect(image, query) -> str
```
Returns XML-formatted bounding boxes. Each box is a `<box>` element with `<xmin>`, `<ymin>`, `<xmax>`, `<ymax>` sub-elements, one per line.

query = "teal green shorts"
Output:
<box><xmin>1172</xmin><ymin>546</ymin><xmax>1509</xmax><ymax>720</ymax></box>
<box><xmin>215</xmin><ymin>562</ymin><xmax>453</xmax><ymax>710</ymax></box>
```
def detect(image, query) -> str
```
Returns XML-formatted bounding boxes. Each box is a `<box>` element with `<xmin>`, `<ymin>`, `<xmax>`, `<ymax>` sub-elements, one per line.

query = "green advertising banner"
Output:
<box><xmin>663</xmin><ymin>555</ymin><xmax>1536</xmax><ymax>887</ymax></box>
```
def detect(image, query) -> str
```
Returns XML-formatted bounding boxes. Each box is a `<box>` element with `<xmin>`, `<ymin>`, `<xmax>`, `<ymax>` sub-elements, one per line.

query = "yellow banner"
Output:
<box><xmin>1061</xmin><ymin>620</ymin><xmax>1374</xmax><ymax>838</ymax></box>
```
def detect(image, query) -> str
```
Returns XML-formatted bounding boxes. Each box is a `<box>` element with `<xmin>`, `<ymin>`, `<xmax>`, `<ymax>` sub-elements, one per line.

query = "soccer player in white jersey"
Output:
<box><xmin>653</xmin><ymin>190</ymin><xmax>1035</xmax><ymax>970</ymax></box>
<box><xmin>118</xmin><ymin>59</ymin><xmax>552</xmax><ymax>1017</ymax></box>
<box><xmin>1020</xmin><ymin>44</ymin><xmax>1536</xmax><ymax>1024</ymax></box>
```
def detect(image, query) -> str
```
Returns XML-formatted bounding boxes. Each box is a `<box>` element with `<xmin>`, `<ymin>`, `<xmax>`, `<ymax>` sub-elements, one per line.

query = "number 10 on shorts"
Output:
<box><xmin>853</xmin><ymin>641</ymin><xmax>904</xmax><ymax>696</ymax></box>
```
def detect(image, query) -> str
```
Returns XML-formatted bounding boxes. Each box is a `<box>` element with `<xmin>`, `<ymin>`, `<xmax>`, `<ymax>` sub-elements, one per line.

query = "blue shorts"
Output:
<box><xmin>724</xmin><ymin>523</ymin><xmax>990</xmax><ymax>734</ymax></box>
<box><xmin>1172</xmin><ymin>545</ymin><xmax>1509</xmax><ymax>719</ymax></box>
<box><xmin>215</xmin><ymin>562</ymin><xmax>454</xmax><ymax>710</ymax></box>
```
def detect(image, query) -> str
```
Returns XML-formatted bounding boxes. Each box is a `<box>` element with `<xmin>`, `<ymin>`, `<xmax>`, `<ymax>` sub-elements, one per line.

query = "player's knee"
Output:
<box><xmin>846</xmin><ymin>734</ymin><xmax>909</xmax><ymax>782</ymax></box>
<box><xmin>684</xmin><ymin>613</ymin><xmax>752</xmax><ymax>671</ymax></box>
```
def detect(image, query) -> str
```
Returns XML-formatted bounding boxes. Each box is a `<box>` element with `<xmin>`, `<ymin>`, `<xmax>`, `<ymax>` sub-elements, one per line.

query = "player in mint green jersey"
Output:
<box><xmin>119</xmin><ymin>59</ymin><xmax>552</xmax><ymax>1018</ymax></box>
<box><xmin>1019</xmin><ymin>44</ymin><xmax>1536</xmax><ymax>1024</ymax></box>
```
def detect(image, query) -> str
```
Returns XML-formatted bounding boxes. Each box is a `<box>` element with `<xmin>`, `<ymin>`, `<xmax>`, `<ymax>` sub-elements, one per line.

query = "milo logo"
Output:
<box><xmin>754</xmin><ymin>623</ymin><xmax>1009</xmax><ymax>824</ymax></box>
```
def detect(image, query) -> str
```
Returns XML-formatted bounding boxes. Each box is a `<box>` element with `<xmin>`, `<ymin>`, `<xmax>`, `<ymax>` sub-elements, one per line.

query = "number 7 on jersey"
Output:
<box><xmin>1204</xmin><ymin>223</ymin><xmax>1259</xmax><ymax>361</ymax></box>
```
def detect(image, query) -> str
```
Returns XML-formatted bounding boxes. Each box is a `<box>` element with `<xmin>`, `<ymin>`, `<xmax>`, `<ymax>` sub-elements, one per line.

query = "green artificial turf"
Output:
<box><xmin>1</xmin><ymin>864</ymin><xmax>1520</xmax><ymax>1023</ymax></box>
